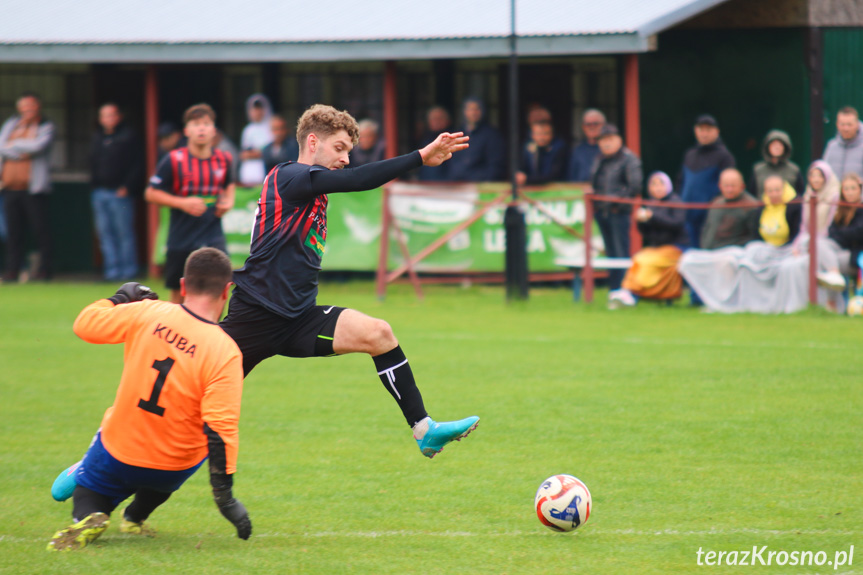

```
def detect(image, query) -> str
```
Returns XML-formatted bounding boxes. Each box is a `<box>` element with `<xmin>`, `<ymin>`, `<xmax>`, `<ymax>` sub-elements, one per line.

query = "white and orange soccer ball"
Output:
<box><xmin>846</xmin><ymin>295</ymin><xmax>863</xmax><ymax>316</ymax></box>
<box><xmin>535</xmin><ymin>474</ymin><xmax>592</xmax><ymax>532</ymax></box>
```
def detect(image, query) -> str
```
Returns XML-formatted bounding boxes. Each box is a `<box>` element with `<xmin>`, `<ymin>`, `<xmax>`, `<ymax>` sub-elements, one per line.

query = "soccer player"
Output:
<box><xmin>47</xmin><ymin>248</ymin><xmax>250</xmax><ymax>551</ymax></box>
<box><xmin>220</xmin><ymin>104</ymin><xmax>479</xmax><ymax>458</ymax></box>
<box><xmin>145</xmin><ymin>103</ymin><xmax>235</xmax><ymax>304</ymax></box>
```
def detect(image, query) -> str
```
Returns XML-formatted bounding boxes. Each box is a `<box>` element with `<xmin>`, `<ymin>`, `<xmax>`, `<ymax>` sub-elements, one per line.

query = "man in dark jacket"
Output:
<box><xmin>515</xmin><ymin>120</ymin><xmax>567</xmax><ymax>186</ymax></box>
<box><xmin>90</xmin><ymin>103</ymin><xmax>142</xmax><ymax>281</ymax></box>
<box><xmin>446</xmin><ymin>98</ymin><xmax>505</xmax><ymax>182</ymax></box>
<box><xmin>700</xmin><ymin>168</ymin><xmax>760</xmax><ymax>250</ymax></box>
<box><xmin>678</xmin><ymin>114</ymin><xmax>736</xmax><ymax>248</ymax></box>
<box><xmin>591</xmin><ymin>124</ymin><xmax>643</xmax><ymax>290</ymax></box>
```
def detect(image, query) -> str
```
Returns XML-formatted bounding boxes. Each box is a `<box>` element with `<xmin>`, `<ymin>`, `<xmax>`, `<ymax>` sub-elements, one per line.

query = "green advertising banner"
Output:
<box><xmin>153</xmin><ymin>184</ymin><xmax>593</xmax><ymax>272</ymax></box>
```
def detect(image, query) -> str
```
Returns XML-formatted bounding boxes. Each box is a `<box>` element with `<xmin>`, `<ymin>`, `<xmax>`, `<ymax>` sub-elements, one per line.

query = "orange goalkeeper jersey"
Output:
<box><xmin>73</xmin><ymin>299</ymin><xmax>244</xmax><ymax>473</ymax></box>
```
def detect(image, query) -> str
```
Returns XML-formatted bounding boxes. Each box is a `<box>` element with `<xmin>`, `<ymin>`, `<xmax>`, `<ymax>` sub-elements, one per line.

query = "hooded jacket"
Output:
<box><xmin>750</xmin><ymin>130</ymin><xmax>804</xmax><ymax>196</ymax></box>
<box><xmin>756</xmin><ymin>180</ymin><xmax>801</xmax><ymax>246</ymax></box>
<box><xmin>0</xmin><ymin>114</ymin><xmax>55</xmax><ymax>194</ymax></box>
<box><xmin>590</xmin><ymin>147</ymin><xmax>643</xmax><ymax>214</ymax></box>
<box><xmin>823</xmin><ymin>121</ymin><xmax>863</xmax><ymax>180</ymax></box>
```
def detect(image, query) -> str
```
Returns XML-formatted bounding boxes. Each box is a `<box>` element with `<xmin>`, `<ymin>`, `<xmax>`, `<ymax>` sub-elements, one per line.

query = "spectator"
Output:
<box><xmin>417</xmin><ymin>106</ymin><xmax>452</xmax><ymax>181</ymax></box>
<box><xmin>238</xmin><ymin>94</ymin><xmax>273</xmax><ymax>186</ymax></box>
<box><xmin>749</xmin><ymin>129</ymin><xmax>804</xmax><ymax>196</ymax></box>
<box><xmin>698</xmin><ymin>168</ymin><xmax>759</xmax><ymax>250</ymax></box>
<box><xmin>822</xmin><ymin>106</ymin><xmax>863</xmax><ymax>179</ymax></box>
<box><xmin>756</xmin><ymin>175</ymin><xmax>801</xmax><ymax>247</ymax></box>
<box><xmin>447</xmin><ymin>97</ymin><xmax>505</xmax><ymax>182</ymax></box>
<box><xmin>145</xmin><ymin>103</ymin><xmax>235</xmax><ymax>304</ymax></box>
<box><xmin>90</xmin><ymin>103</ymin><xmax>142</xmax><ymax>281</ymax></box>
<box><xmin>679</xmin><ymin>173</ymin><xmax>801</xmax><ymax>314</ymax></box>
<box><xmin>567</xmin><ymin>109</ymin><xmax>605</xmax><ymax>182</ymax></box>
<box><xmin>515</xmin><ymin>120</ymin><xmax>567</xmax><ymax>186</ymax></box>
<box><xmin>678</xmin><ymin>114</ymin><xmax>736</xmax><ymax>248</ymax></box>
<box><xmin>157</xmin><ymin>122</ymin><xmax>182</xmax><ymax>163</ymax></box>
<box><xmin>526</xmin><ymin>104</ymin><xmax>552</xmax><ymax>127</ymax></box>
<box><xmin>349</xmin><ymin>119</ymin><xmax>386</xmax><ymax>167</ymax></box>
<box><xmin>0</xmin><ymin>92</ymin><xmax>55</xmax><ymax>282</ymax></box>
<box><xmin>213</xmin><ymin>129</ymin><xmax>240</xmax><ymax>184</ymax></box>
<box><xmin>609</xmin><ymin>171</ymin><xmax>687</xmax><ymax>307</ymax></box>
<box><xmin>818</xmin><ymin>173</ymin><xmax>863</xmax><ymax>298</ymax></box>
<box><xmin>590</xmin><ymin>123</ymin><xmax>643</xmax><ymax>292</ymax></box>
<box><xmin>791</xmin><ymin>160</ymin><xmax>840</xmax><ymax>255</ymax></box>
<box><xmin>261</xmin><ymin>114</ymin><xmax>298</xmax><ymax>175</ymax></box>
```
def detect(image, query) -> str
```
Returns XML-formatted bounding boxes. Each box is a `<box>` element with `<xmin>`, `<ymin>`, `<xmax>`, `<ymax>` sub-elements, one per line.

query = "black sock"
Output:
<box><xmin>373</xmin><ymin>345</ymin><xmax>428</xmax><ymax>427</ymax></box>
<box><xmin>124</xmin><ymin>488</ymin><xmax>172</xmax><ymax>523</ymax></box>
<box><xmin>72</xmin><ymin>486</ymin><xmax>116</xmax><ymax>521</ymax></box>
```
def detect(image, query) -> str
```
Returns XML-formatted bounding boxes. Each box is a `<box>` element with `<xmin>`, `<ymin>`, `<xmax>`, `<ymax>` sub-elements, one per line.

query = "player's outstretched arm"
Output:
<box><xmin>210</xmin><ymin>473</ymin><xmax>252</xmax><ymax>540</ymax></box>
<box><xmin>418</xmin><ymin>132</ymin><xmax>470</xmax><ymax>167</ymax></box>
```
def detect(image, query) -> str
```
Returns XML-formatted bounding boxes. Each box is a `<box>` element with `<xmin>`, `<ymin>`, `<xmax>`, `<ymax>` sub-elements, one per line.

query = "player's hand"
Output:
<box><xmin>419</xmin><ymin>132</ymin><xmax>469</xmax><ymax>167</ymax></box>
<box><xmin>182</xmin><ymin>197</ymin><xmax>208</xmax><ymax>217</ymax></box>
<box><xmin>110</xmin><ymin>282</ymin><xmax>158</xmax><ymax>305</ymax></box>
<box><xmin>216</xmin><ymin>497</ymin><xmax>252</xmax><ymax>540</ymax></box>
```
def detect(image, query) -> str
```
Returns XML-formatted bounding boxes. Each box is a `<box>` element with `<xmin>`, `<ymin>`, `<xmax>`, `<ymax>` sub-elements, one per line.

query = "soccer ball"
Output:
<box><xmin>847</xmin><ymin>295</ymin><xmax>863</xmax><ymax>316</ymax></box>
<box><xmin>535</xmin><ymin>474</ymin><xmax>592</xmax><ymax>532</ymax></box>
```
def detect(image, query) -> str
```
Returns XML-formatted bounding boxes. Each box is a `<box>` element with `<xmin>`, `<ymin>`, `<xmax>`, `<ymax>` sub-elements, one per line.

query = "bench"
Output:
<box><xmin>554</xmin><ymin>256</ymin><xmax>632</xmax><ymax>301</ymax></box>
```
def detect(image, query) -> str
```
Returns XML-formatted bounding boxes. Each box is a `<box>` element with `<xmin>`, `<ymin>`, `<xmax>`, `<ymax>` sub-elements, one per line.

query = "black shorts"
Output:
<box><xmin>164</xmin><ymin>242</ymin><xmax>227</xmax><ymax>289</ymax></box>
<box><xmin>220</xmin><ymin>294</ymin><xmax>346</xmax><ymax>376</ymax></box>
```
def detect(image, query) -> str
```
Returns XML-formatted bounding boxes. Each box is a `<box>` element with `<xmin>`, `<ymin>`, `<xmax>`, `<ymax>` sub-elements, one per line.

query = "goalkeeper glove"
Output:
<box><xmin>108</xmin><ymin>282</ymin><xmax>159</xmax><ymax>305</ymax></box>
<box><xmin>213</xmin><ymin>485</ymin><xmax>252</xmax><ymax>540</ymax></box>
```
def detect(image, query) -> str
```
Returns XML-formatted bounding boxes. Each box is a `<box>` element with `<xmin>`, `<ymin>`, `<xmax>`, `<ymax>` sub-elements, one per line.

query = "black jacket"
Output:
<box><xmin>828</xmin><ymin>208</ymin><xmax>863</xmax><ymax>270</ymax></box>
<box><xmin>590</xmin><ymin>147</ymin><xmax>643</xmax><ymax>214</ymax></box>
<box><xmin>90</xmin><ymin>122</ymin><xmax>142</xmax><ymax>192</ymax></box>
<box><xmin>638</xmin><ymin>192</ymin><xmax>688</xmax><ymax>247</ymax></box>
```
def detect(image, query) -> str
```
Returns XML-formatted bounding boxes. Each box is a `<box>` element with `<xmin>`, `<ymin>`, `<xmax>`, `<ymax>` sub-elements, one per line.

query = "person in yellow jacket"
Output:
<box><xmin>47</xmin><ymin>248</ymin><xmax>250</xmax><ymax>551</ymax></box>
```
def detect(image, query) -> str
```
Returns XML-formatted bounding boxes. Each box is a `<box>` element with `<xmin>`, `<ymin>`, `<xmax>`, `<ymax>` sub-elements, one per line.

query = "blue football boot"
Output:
<box><xmin>416</xmin><ymin>416</ymin><xmax>479</xmax><ymax>459</ymax></box>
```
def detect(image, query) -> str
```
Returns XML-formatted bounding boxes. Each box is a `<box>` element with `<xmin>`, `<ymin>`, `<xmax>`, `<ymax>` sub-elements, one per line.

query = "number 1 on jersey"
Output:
<box><xmin>138</xmin><ymin>357</ymin><xmax>175</xmax><ymax>416</ymax></box>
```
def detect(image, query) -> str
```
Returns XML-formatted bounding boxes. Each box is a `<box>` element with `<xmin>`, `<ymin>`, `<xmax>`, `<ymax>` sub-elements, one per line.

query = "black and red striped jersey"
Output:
<box><xmin>149</xmin><ymin>147</ymin><xmax>234</xmax><ymax>251</ymax></box>
<box><xmin>231</xmin><ymin>152</ymin><xmax>423</xmax><ymax>319</ymax></box>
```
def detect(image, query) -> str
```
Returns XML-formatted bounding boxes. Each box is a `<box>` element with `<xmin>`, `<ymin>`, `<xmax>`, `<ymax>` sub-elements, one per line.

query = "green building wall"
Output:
<box><xmin>639</xmin><ymin>28</ymin><xmax>811</xmax><ymax>189</ymax></box>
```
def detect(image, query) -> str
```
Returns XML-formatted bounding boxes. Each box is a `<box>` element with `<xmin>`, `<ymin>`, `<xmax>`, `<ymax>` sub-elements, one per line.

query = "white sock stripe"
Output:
<box><xmin>376</xmin><ymin>358</ymin><xmax>408</xmax><ymax>376</ymax></box>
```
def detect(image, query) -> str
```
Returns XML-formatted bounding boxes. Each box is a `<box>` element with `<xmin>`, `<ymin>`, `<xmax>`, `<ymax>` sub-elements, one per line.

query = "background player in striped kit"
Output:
<box><xmin>145</xmin><ymin>104</ymin><xmax>235</xmax><ymax>303</ymax></box>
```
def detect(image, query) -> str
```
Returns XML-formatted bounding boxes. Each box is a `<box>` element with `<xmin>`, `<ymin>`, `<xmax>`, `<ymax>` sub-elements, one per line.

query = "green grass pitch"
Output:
<box><xmin>1</xmin><ymin>280</ymin><xmax>860</xmax><ymax>574</ymax></box>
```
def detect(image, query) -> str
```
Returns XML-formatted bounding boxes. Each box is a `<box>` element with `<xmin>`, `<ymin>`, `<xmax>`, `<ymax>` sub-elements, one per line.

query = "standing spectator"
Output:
<box><xmin>156</xmin><ymin>122</ymin><xmax>182</xmax><ymax>163</ymax></box>
<box><xmin>145</xmin><ymin>104</ymin><xmax>235</xmax><ymax>304</ymax></box>
<box><xmin>610</xmin><ymin>171</ymin><xmax>687</xmax><ymax>307</ymax></box>
<box><xmin>749</xmin><ymin>129</ymin><xmax>804</xmax><ymax>196</ymax></box>
<box><xmin>515</xmin><ymin>120</ymin><xmax>567</xmax><ymax>186</ymax></box>
<box><xmin>0</xmin><ymin>92</ymin><xmax>55</xmax><ymax>282</ymax></box>
<box><xmin>698</xmin><ymin>168</ymin><xmax>759</xmax><ymax>250</ymax></box>
<box><xmin>349</xmin><ymin>119</ymin><xmax>386</xmax><ymax>167</ymax></box>
<box><xmin>417</xmin><ymin>106</ymin><xmax>452</xmax><ymax>181</ymax></box>
<box><xmin>447</xmin><ymin>97</ymin><xmax>505</xmax><ymax>182</ymax></box>
<box><xmin>590</xmin><ymin>124</ymin><xmax>643</xmax><ymax>292</ymax></box>
<box><xmin>90</xmin><ymin>103</ymin><xmax>142</xmax><ymax>281</ymax></box>
<box><xmin>213</xmin><ymin>129</ymin><xmax>240</xmax><ymax>184</ymax></box>
<box><xmin>238</xmin><ymin>94</ymin><xmax>273</xmax><ymax>186</ymax></box>
<box><xmin>822</xmin><ymin>106</ymin><xmax>863</xmax><ymax>180</ymax></box>
<box><xmin>261</xmin><ymin>115</ymin><xmax>299</xmax><ymax>175</ymax></box>
<box><xmin>567</xmin><ymin>109</ymin><xmax>605</xmax><ymax>182</ymax></box>
<box><xmin>678</xmin><ymin>114</ymin><xmax>736</xmax><ymax>248</ymax></box>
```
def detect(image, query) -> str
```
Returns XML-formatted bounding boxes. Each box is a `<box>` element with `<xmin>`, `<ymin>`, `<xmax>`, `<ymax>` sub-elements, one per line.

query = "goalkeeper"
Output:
<box><xmin>47</xmin><ymin>248</ymin><xmax>250</xmax><ymax>551</ymax></box>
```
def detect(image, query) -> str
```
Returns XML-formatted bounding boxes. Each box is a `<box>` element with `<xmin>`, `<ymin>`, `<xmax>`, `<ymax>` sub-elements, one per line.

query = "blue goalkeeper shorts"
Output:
<box><xmin>76</xmin><ymin>432</ymin><xmax>206</xmax><ymax>507</ymax></box>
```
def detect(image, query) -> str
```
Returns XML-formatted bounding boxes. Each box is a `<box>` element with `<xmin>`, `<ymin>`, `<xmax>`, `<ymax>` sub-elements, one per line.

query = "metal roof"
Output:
<box><xmin>0</xmin><ymin>0</ymin><xmax>730</xmax><ymax>62</ymax></box>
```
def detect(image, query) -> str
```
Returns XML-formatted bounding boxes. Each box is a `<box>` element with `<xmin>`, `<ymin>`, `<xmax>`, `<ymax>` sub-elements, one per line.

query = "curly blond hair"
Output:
<box><xmin>296</xmin><ymin>104</ymin><xmax>359</xmax><ymax>150</ymax></box>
